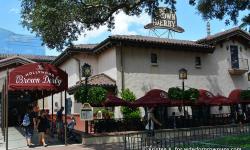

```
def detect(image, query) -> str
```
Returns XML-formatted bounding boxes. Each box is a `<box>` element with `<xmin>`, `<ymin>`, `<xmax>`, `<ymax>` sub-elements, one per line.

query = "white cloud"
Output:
<box><xmin>9</xmin><ymin>8</ymin><xmax>19</xmax><ymax>14</ymax></box>
<box><xmin>45</xmin><ymin>46</ymin><xmax>61</xmax><ymax>56</ymax></box>
<box><xmin>75</xmin><ymin>11</ymin><xmax>151</xmax><ymax>44</ymax></box>
<box><xmin>111</xmin><ymin>12</ymin><xmax>150</xmax><ymax>35</ymax></box>
<box><xmin>74</xmin><ymin>25</ymin><xmax>108</xmax><ymax>44</ymax></box>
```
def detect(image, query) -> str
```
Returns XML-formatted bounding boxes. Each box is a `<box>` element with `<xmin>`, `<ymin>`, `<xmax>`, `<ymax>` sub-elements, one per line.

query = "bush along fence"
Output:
<box><xmin>124</xmin><ymin>123</ymin><xmax>250</xmax><ymax>150</ymax></box>
<box><xmin>89</xmin><ymin>113</ymin><xmax>250</xmax><ymax>133</ymax></box>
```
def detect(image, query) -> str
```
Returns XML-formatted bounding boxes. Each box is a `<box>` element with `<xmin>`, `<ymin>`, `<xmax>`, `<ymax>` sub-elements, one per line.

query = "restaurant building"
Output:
<box><xmin>49</xmin><ymin>27</ymin><xmax>250</xmax><ymax>118</ymax></box>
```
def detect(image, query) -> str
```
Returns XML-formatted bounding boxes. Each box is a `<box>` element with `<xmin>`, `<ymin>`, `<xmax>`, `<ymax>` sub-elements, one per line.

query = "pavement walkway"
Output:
<box><xmin>0</xmin><ymin>127</ymin><xmax>64</xmax><ymax>150</ymax></box>
<box><xmin>0</xmin><ymin>127</ymin><xmax>123</xmax><ymax>150</ymax></box>
<box><xmin>12</xmin><ymin>143</ymin><xmax>124</xmax><ymax>150</ymax></box>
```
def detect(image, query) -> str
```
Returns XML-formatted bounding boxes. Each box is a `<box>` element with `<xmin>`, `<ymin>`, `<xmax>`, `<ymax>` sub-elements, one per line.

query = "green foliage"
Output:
<box><xmin>120</xmin><ymin>88</ymin><xmax>136</xmax><ymax>102</ymax></box>
<box><xmin>182</xmin><ymin>134</ymin><xmax>250</xmax><ymax>148</ymax></box>
<box><xmin>209</xmin><ymin>134</ymin><xmax>250</xmax><ymax>148</ymax></box>
<box><xmin>20</xmin><ymin>0</ymin><xmax>249</xmax><ymax>50</ymax></box>
<box><xmin>240</xmin><ymin>90</ymin><xmax>250</xmax><ymax>100</ymax></box>
<box><xmin>74</xmin><ymin>86</ymin><xmax>88</xmax><ymax>103</ymax></box>
<box><xmin>190</xmin><ymin>0</ymin><xmax>249</xmax><ymax>25</ymax></box>
<box><xmin>88</xmin><ymin>87</ymin><xmax>108</xmax><ymax>105</ymax></box>
<box><xmin>94</xmin><ymin>108</ymin><xmax>114</xmax><ymax>119</ymax></box>
<box><xmin>120</xmin><ymin>89</ymin><xmax>140</xmax><ymax>119</ymax></box>
<box><xmin>184</xmin><ymin>88</ymin><xmax>199</xmax><ymax>102</ymax></box>
<box><xmin>168</xmin><ymin>87</ymin><xmax>199</xmax><ymax>101</ymax></box>
<box><xmin>168</xmin><ymin>87</ymin><xmax>183</xmax><ymax>100</ymax></box>
<box><xmin>74</xmin><ymin>86</ymin><xmax>107</xmax><ymax>105</ymax></box>
<box><xmin>121</xmin><ymin>106</ymin><xmax>141</xmax><ymax>119</ymax></box>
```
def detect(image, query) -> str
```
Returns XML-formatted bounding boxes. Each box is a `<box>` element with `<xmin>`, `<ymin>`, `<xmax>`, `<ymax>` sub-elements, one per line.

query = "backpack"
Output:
<box><xmin>22</xmin><ymin>113</ymin><xmax>30</xmax><ymax>126</ymax></box>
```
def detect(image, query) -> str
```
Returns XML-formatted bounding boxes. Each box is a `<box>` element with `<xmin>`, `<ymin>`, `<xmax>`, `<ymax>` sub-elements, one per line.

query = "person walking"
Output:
<box><xmin>238</xmin><ymin>109</ymin><xmax>246</xmax><ymax>132</ymax></box>
<box><xmin>22</xmin><ymin>106</ymin><xmax>36</xmax><ymax>147</ymax></box>
<box><xmin>145</xmin><ymin>107</ymin><xmax>162</xmax><ymax>136</ymax></box>
<box><xmin>67</xmin><ymin>116</ymin><xmax>76</xmax><ymax>141</ymax></box>
<box><xmin>56</xmin><ymin>107</ymin><xmax>64</xmax><ymax>138</ymax></box>
<box><xmin>37</xmin><ymin>110</ymin><xmax>49</xmax><ymax>147</ymax></box>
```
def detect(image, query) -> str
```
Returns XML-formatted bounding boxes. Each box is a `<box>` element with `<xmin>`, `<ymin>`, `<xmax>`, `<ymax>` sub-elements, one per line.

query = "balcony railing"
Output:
<box><xmin>228</xmin><ymin>58</ymin><xmax>249</xmax><ymax>75</ymax></box>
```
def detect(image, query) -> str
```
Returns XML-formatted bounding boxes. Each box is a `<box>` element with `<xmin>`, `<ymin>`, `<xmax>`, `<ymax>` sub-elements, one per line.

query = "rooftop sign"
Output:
<box><xmin>145</xmin><ymin>7</ymin><xmax>184</xmax><ymax>33</ymax></box>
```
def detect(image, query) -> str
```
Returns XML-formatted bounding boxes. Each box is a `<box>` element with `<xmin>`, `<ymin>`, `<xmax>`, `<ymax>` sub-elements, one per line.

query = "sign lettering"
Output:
<box><xmin>15</xmin><ymin>75</ymin><xmax>62</xmax><ymax>86</ymax></box>
<box><xmin>152</xmin><ymin>7</ymin><xmax>177</xmax><ymax>29</ymax></box>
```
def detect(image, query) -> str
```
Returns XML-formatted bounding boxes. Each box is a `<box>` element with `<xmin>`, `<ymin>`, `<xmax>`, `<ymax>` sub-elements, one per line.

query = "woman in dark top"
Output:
<box><xmin>37</xmin><ymin>110</ymin><xmax>48</xmax><ymax>147</ymax></box>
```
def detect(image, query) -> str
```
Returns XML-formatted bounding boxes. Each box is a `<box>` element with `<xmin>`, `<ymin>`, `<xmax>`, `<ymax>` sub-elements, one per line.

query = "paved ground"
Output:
<box><xmin>0</xmin><ymin>127</ymin><xmax>123</xmax><ymax>150</ymax></box>
<box><xmin>13</xmin><ymin>143</ymin><xmax>124</xmax><ymax>150</ymax></box>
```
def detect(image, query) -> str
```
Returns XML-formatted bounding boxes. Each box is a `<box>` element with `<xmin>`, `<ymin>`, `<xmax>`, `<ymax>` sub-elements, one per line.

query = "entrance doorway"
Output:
<box><xmin>8</xmin><ymin>92</ymin><xmax>35</xmax><ymax>126</ymax></box>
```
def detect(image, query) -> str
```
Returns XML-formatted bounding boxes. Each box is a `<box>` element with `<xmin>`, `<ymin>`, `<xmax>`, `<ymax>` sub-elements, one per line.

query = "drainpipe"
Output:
<box><xmin>119</xmin><ymin>42</ymin><xmax>125</xmax><ymax>91</ymax></box>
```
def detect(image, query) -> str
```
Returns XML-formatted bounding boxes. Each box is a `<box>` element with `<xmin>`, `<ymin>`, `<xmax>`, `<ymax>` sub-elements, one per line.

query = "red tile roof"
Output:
<box><xmin>109</xmin><ymin>35</ymin><xmax>213</xmax><ymax>49</ymax></box>
<box><xmin>72</xmin><ymin>44</ymin><xmax>97</xmax><ymax>49</ymax></box>
<box><xmin>68</xmin><ymin>73</ymin><xmax>116</xmax><ymax>94</ymax></box>
<box><xmin>197</xmin><ymin>27</ymin><xmax>250</xmax><ymax>45</ymax></box>
<box><xmin>87</xmin><ymin>73</ymin><xmax>116</xmax><ymax>86</ymax></box>
<box><xmin>0</xmin><ymin>54</ymin><xmax>56</xmax><ymax>62</ymax></box>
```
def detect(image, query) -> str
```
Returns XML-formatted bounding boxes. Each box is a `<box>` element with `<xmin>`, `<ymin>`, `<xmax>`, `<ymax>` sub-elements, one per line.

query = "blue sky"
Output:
<box><xmin>0</xmin><ymin>1</ymin><xmax>248</xmax><ymax>56</ymax></box>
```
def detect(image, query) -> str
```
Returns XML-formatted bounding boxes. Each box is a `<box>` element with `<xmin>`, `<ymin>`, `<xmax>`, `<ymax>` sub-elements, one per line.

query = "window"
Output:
<box><xmin>195</xmin><ymin>57</ymin><xmax>201</xmax><ymax>68</ymax></box>
<box><xmin>151</xmin><ymin>53</ymin><xmax>158</xmax><ymax>65</ymax></box>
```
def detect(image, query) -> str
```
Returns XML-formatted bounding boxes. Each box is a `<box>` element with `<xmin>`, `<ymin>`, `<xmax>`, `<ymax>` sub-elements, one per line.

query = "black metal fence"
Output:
<box><xmin>90</xmin><ymin>114</ymin><xmax>250</xmax><ymax>133</ymax></box>
<box><xmin>90</xmin><ymin>118</ymin><xmax>145</xmax><ymax>133</ymax></box>
<box><xmin>124</xmin><ymin>123</ymin><xmax>250</xmax><ymax>150</ymax></box>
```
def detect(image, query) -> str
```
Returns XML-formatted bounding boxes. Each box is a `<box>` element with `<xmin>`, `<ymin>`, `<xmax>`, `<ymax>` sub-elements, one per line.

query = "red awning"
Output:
<box><xmin>228</xmin><ymin>89</ymin><xmax>241</xmax><ymax>104</ymax></box>
<box><xmin>209</xmin><ymin>95</ymin><xmax>231</xmax><ymax>106</ymax></box>
<box><xmin>228</xmin><ymin>89</ymin><xmax>250</xmax><ymax>104</ymax></box>
<box><xmin>195</xmin><ymin>89</ymin><xmax>214</xmax><ymax>105</ymax></box>
<box><xmin>103</xmin><ymin>94</ymin><xmax>130</xmax><ymax>107</ymax></box>
<box><xmin>8</xmin><ymin>63</ymin><xmax>68</xmax><ymax>92</ymax></box>
<box><xmin>132</xmin><ymin>89</ymin><xmax>170</xmax><ymax>107</ymax></box>
<box><xmin>169</xmin><ymin>100</ymin><xmax>183</xmax><ymax>106</ymax></box>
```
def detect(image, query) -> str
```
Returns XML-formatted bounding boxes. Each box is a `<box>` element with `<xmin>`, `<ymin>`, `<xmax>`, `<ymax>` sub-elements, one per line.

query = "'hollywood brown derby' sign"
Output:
<box><xmin>8</xmin><ymin>63</ymin><xmax>68</xmax><ymax>91</ymax></box>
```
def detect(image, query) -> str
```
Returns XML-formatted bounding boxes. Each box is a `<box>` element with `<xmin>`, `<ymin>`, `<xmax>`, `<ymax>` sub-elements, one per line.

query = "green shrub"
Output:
<box><xmin>120</xmin><ymin>89</ymin><xmax>140</xmax><ymax>119</ymax></box>
<box><xmin>74</xmin><ymin>86</ymin><xmax>107</xmax><ymax>105</ymax></box>
<box><xmin>74</xmin><ymin>86</ymin><xmax>88</xmax><ymax>103</ymax></box>
<box><xmin>88</xmin><ymin>87</ymin><xmax>108</xmax><ymax>105</ymax></box>
<box><xmin>184</xmin><ymin>88</ymin><xmax>199</xmax><ymax>102</ymax></box>
<box><xmin>240</xmin><ymin>90</ymin><xmax>250</xmax><ymax>100</ymax></box>
<box><xmin>121</xmin><ymin>106</ymin><xmax>140</xmax><ymax>119</ymax></box>
<box><xmin>120</xmin><ymin>88</ymin><xmax>136</xmax><ymax>102</ymax></box>
<box><xmin>168</xmin><ymin>87</ymin><xmax>199</xmax><ymax>102</ymax></box>
<box><xmin>168</xmin><ymin>87</ymin><xmax>183</xmax><ymax>100</ymax></box>
<box><xmin>94</xmin><ymin>108</ymin><xmax>114</xmax><ymax>119</ymax></box>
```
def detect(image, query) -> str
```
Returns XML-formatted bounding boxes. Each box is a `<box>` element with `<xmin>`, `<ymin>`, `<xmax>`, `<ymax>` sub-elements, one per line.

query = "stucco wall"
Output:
<box><xmin>46</xmin><ymin>57</ymin><xmax>80</xmax><ymax>114</ymax></box>
<box><xmin>97</xmin><ymin>47</ymin><xmax>117</xmax><ymax>80</ymax></box>
<box><xmin>116</xmin><ymin>40</ymin><xmax>250</xmax><ymax>115</ymax></box>
<box><xmin>46</xmin><ymin>49</ymin><xmax>117</xmax><ymax>115</ymax></box>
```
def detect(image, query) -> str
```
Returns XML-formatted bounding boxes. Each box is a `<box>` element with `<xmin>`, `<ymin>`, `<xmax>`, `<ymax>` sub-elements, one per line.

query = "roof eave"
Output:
<box><xmin>94</xmin><ymin>37</ymin><xmax>215</xmax><ymax>53</ymax></box>
<box><xmin>197</xmin><ymin>30</ymin><xmax>250</xmax><ymax>46</ymax></box>
<box><xmin>52</xmin><ymin>47</ymin><xmax>93</xmax><ymax>66</ymax></box>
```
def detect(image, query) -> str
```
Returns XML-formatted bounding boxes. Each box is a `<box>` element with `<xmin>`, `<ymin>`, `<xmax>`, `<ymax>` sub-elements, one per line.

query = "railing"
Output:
<box><xmin>124</xmin><ymin>124</ymin><xmax>250</xmax><ymax>150</ymax></box>
<box><xmin>90</xmin><ymin>118</ymin><xmax>145</xmax><ymax>133</ymax></box>
<box><xmin>89</xmin><ymin>114</ymin><xmax>250</xmax><ymax>133</ymax></box>
<box><xmin>228</xmin><ymin>58</ymin><xmax>249</xmax><ymax>70</ymax></box>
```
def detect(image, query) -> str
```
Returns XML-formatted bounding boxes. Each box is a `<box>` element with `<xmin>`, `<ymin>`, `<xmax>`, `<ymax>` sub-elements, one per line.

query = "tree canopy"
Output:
<box><xmin>20</xmin><ymin>0</ymin><xmax>250</xmax><ymax>50</ymax></box>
